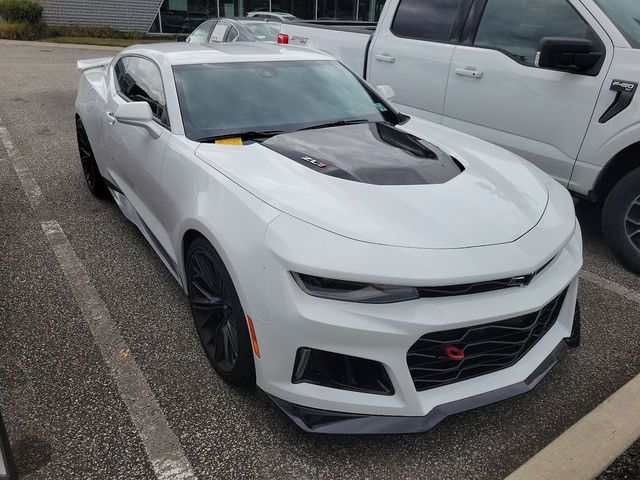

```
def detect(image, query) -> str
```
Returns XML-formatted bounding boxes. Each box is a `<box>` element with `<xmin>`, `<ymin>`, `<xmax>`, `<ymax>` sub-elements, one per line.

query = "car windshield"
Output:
<box><xmin>173</xmin><ymin>60</ymin><xmax>397</xmax><ymax>141</ymax></box>
<box><xmin>594</xmin><ymin>0</ymin><xmax>640</xmax><ymax>47</ymax></box>
<box><xmin>243</xmin><ymin>23</ymin><xmax>280</xmax><ymax>41</ymax></box>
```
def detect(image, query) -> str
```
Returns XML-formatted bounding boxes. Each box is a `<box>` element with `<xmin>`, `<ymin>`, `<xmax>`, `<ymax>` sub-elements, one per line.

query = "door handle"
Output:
<box><xmin>105</xmin><ymin>111</ymin><xmax>116</xmax><ymax>125</ymax></box>
<box><xmin>455</xmin><ymin>68</ymin><xmax>483</xmax><ymax>79</ymax></box>
<box><xmin>374</xmin><ymin>54</ymin><xmax>396</xmax><ymax>63</ymax></box>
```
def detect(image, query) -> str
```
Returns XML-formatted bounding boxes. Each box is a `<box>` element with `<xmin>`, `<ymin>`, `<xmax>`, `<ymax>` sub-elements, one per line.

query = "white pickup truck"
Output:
<box><xmin>280</xmin><ymin>0</ymin><xmax>640</xmax><ymax>273</ymax></box>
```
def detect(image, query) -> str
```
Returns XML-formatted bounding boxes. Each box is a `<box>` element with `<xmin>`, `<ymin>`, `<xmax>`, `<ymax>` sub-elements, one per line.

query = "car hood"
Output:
<box><xmin>195</xmin><ymin>119</ymin><xmax>549</xmax><ymax>249</ymax></box>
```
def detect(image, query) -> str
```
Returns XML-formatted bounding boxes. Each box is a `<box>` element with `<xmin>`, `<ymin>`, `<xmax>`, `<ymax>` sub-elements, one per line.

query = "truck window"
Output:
<box><xmin>474</xmin><ymin>0</ymin><xmax>595</xmax><ymax>66</ymax></box>
<box><xmin>391</xmin><ymin>0</ymin><xmax>465</xmax><ymax>42</ymax></box>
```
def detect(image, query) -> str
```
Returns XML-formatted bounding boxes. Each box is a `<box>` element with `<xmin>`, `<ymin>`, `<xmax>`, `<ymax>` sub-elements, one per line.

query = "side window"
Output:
<box><xmin>210</xmin><ymin>22</ymin><xmax>230</xmax><ymax>42</ymax></box>
<box><xmin>114</xmin><ymin>57</ymin><xmax>169</xmax><ymax>127</ymax></box>
<box><xmin>225</xmin><ymin>25</ymin><xmax>239</xmax><ymax>42</ymax></box>
<box><xmin>474</xmin><ymin>0</ymin><xmax>598</xmax><ymax>66</ymax></box>
<box><xmin>392</xmin><ymin>0</ymin><xmax>466</xmax><ymax>42</ymax></box>
<box><xmin>188</xmin><ymin>21</ymin><xmax>212</xmax><ymax>43</ymax></box>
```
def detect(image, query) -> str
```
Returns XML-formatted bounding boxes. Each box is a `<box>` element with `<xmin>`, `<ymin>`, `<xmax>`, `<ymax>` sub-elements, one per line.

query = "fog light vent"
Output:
<box><xmin>292</xmin><ymin>347</ymin><xmax>394</xmax><ymax>395</ymax></box>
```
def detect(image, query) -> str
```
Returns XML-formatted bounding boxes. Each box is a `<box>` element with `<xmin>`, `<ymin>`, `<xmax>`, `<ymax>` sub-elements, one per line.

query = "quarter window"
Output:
<box><xmin>474</xmin><ymin>0</ymin><xmax>598</xmax><ymax>66</ymax></box>
<box><xmin>391</xmin><ymin>0</ymin><xmax>465</xmax><ymax>42</ymax></box>
<box><xmin>114</xmin><ymin>56</ymin><xmax>169</xmax><ymax>127</ymax></box>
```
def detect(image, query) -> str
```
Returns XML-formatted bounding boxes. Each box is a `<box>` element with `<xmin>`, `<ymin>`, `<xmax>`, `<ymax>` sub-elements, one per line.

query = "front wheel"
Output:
<box><xmin>186</xmin><ymin>237</ymin><xmax>256</xmax><ymax>386</ymax></box>
<box><xmin>602</xmin><ymin>167</ymin><xmax>640</xmax><ymax>274</ymax></box>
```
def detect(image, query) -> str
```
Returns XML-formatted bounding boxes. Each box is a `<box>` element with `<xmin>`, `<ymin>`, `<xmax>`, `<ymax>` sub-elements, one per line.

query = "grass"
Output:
<box><xmin>38</xmin><ymin>36</ymin><xmax>172</xmax><ymax>47</ymax></box>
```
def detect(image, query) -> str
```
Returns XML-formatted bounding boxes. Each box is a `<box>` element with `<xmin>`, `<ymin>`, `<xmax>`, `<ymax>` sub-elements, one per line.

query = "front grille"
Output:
<box><xmin>416</xmin><ymin>258</ymin><xmax>554</xmax><ymax>298</ymax></box>
<box><xmin>407</xmin><ymin>288</ymin><xmax>568</xmax><ymax>392</ymax></box>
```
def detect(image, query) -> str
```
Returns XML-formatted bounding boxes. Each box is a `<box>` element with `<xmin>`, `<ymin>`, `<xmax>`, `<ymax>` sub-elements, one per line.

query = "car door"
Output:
<box><xmin>367</xmin><ymin>0</ymin><xmax>472</xmax><ymax>123</ymax></box>
<box><xmin>442</xmin><ymin>0</ymin><xmax>613</xmax><ymax>184</ymax></box>
<box><xmin>187</xmin><ymin>20</ymin><xmax>215</xmax><ymax>43</ymax></box>
<box><xmin>103</xmin><ymin>55</ymin><xmax>172</xmax><ymax>253</ymax></box>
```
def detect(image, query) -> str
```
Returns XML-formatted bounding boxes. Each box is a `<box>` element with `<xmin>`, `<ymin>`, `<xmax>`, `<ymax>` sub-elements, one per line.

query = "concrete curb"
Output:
<box><xmin>0</xmin><ymin>39</ymin><xmax>123</xmax><ymax>51</ymax></box>
<box><xmin>506</xmin><ymin>372</ymin><xmax>640</xmax><ymax>480</ymax></box>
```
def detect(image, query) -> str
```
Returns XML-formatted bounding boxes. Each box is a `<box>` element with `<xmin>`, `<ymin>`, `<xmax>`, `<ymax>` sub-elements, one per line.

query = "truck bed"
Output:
<box><xmin>281</xmin><ymin>21</ymin><xmax>376</xmax><ymax>76</ymax></box>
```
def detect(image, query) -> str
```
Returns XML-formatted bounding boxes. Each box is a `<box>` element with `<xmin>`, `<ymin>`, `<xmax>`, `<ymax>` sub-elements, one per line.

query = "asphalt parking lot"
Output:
<box><xmin>1</xmin><ymin>41</ymin><xmax>639</xmax><ymax>479</ymax></box>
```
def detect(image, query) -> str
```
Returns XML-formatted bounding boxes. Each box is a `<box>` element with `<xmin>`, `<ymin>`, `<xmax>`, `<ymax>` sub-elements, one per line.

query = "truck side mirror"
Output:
<box><xmin>376</xmin><ymin>85</ymin><xmax>396</xmax><ymax>100</ymax></box>
<box><xmin>537</xmin><ymin>37</ymin><xmax>603</xmax><ymax>73</ymax></box>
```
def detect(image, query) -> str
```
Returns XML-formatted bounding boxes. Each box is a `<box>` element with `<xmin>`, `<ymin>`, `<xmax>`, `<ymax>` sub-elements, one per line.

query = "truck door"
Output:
<box><xmin>442</xmin><ymin>0</ymin><xmax>613</xmax><ymax>185</ymax></box>
<box><xmin>367</xmin><ymin>0</ymin><xmax>472</xmax><ymax>123</ymax></box>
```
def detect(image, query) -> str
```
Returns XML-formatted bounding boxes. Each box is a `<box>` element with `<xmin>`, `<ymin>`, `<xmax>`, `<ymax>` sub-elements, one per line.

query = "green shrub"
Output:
<box><xmin>47</xmin><ymin>25</ymin><xmax>172</xmax><ymax>40</ymax></box>
<box><xmin>0</xmin><ymin>0</ymin><xmax>43</xmax><ymax>24</ymax></box>
<box><xmin>0</xmin><ymin>21</ymin><xmax>47</xmax><ymax>40</ymax></box>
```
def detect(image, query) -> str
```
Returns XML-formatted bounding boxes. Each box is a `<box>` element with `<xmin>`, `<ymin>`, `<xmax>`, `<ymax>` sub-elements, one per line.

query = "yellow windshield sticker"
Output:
<box><xmin>215</xmin><ymin>137</ymin><xmax>243</xmax><ymax>145</ymax></box>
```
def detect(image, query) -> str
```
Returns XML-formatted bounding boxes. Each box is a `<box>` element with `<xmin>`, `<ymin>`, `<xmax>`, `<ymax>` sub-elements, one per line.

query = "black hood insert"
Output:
<box><xmin>261</xmin><ymin>122</ymin><xmax>463</xmax><ymax>185</ymax></box>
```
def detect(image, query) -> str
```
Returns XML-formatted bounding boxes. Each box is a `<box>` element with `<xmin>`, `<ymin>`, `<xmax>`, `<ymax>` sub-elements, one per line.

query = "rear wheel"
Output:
<box><xmin>602</xmin><ymin>167</ymin><xmax>640</xmax><ymax>274</ymax></box>
<box><xmin>76</xmin><ymin>117</ymin><xmax>108</xmax><ymax>198</ymax></box>
<box><xmin>186</xmin><ymin>237</ymin><xmax>255</xmax><ymax>386</ymax></box>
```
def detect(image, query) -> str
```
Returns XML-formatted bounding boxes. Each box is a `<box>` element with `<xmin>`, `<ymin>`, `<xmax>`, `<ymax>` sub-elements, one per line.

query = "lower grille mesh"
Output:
<box><xmin>407</xmin><ymin>289</ymin><xmax>568</xmax><ymax>391</ymax></box>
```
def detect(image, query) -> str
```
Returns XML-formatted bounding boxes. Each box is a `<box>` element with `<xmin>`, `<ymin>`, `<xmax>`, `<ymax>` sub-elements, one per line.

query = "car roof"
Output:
<box><xmin>121</xmin><ymin>42</ymin><xmax>333</xmax><ymax>66</ymax></box>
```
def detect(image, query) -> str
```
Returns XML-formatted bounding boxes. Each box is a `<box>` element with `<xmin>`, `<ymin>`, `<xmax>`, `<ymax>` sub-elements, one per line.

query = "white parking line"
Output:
<box><xmin>0</xmin><ymin>115</ymin><xmax>197</xmax><ymax>480</ymax></box>
<box><xmin>0</xmin><ymin>120</ymin><xmax>45</xmax><ymax>209</ymax></box>
<box><xmin>580</xmin><ymin>269</ymin><xmax>640</xmax><ymax>306</ymax></box>
<box><xmin>506</xmin><ymin>372</ymin><xmax>640</xmax><ymax>480</ymax></box>
<box><xmin>42</xmin><ymin>220</ymin><xmax>197</xmax><ymax>480</ymax></box>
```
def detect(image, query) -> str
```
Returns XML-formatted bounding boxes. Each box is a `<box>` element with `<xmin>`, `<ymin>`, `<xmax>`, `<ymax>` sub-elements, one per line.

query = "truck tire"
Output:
<box><xmin>602</xmin><ymin>167</ymin><xmax>640</xmax><ymax>274</ymax></box>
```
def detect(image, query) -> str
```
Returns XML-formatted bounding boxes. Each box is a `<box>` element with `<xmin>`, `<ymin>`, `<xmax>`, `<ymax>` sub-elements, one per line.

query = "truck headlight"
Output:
<box><xmin>291</xmin><ymin>272</ymin><xmax>419</xmax><ymax>304</ymax></box>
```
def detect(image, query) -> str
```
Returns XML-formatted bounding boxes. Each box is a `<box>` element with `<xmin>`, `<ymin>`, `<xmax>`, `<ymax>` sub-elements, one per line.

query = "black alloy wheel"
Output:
<box><xmin>603</xmin><ymin>166</ymin><xmax>640</xmax><ymax>274</ymax></box>
<box><xmin>187</xmin><ymin>237</ymin><xmax>255</xmax><ymax>386</ymax></box>
<box><xmin>76</xmin><ymin>117</ymin><xmax>108</xmax><ymax>198</ymax></box>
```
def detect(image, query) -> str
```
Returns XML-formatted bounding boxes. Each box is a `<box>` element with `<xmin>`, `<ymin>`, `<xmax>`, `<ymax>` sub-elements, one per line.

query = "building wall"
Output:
<box><xmin>43</xmin><ymin>0</ymin><xmax>163</xmax><ymax>31</ymax></box>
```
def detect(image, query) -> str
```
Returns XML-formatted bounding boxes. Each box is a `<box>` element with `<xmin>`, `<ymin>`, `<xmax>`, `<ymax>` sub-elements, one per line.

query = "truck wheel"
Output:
<box><xmin>602</xmin><ymin>167</ymin><xmax>640</xmax><ymax>274</ymax></box>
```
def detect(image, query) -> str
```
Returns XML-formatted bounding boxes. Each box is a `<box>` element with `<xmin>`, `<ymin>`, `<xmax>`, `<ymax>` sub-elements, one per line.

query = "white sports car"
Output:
<box><xmin>75</xmin><ymin>43</ymin><xmax>582</xmax><ymax>434</ymax></box>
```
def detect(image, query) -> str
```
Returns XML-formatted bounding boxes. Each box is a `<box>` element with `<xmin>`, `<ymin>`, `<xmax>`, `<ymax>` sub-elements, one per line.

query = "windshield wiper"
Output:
<box><xmin>296</xmin><ymin>119</ymin><xmax>373</xmax><ymax>132</ymax></box>
<box><xmin>196</xmin><ymin>130</ymin><xmax>287</xmax><ymax>143</ymax></box>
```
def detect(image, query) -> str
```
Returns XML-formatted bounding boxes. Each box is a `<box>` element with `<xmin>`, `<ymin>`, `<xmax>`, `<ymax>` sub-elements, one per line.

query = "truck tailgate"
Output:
<box><xmin>281</xmin><ymin>22</ymin><xmax>373</xmax><ymax>76</ymax></box>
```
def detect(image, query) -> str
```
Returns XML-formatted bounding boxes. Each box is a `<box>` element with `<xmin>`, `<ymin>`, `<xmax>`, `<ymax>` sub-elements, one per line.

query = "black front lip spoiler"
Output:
<box><xmin>265</xmin><ymin>339</ymin><xmax>572</xmax><ymax>435</ymax></box>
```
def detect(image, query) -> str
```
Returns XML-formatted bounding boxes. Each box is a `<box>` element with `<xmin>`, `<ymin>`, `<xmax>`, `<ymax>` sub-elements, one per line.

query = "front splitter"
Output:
<box><xmin>265</xmin><ymin>340</ymin><xmax>571</xmax><ymax>435</ymax></box>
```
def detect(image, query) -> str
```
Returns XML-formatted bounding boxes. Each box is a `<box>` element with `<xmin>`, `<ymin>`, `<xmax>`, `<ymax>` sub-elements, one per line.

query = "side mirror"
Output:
<box><xmin>176</xmin><ymin>35</ymin><xmax>188</xmax><ymax>43</ymax></box>
<box><xmin>115</xmin><ymin>102</ymin><xmax>162</xmax><ymax>139</ymax></box>
<box><xmin>0</xmin><ymin>412</ymin><xmax>17</xmax><ymax>480</ymax></box>
<box><xmin>537</xmin><ymin>37</ymin><xmax>603</xmax><ymax>73</ymax></box>
<box><xmin>376</xmin><ymin>84</ymin><xmax>396</xmax><ymax>100</ymax></box>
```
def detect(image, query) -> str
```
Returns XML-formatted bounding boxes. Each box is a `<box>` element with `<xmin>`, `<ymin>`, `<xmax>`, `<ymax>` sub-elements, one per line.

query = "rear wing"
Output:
<box><xmin>77</xmin><ymin>57</ymin><xmax>113</xmax><ymax>73</ymax></box>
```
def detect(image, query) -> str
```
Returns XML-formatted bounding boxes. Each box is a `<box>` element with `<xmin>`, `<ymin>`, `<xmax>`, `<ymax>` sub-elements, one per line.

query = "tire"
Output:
<box><xmin>186</xmin><ymin>237</ymin><xmax>256</xmax><ymax>386</ymax></box>
<box><xmin>76</xmin><ymin>117</ymin><xmax>109</xmax><ymax>198</ymax></box>
<box><xmin>602</xmin><ymin>167</ymin><xmax>640</xmax><ymax>274</ymax></box>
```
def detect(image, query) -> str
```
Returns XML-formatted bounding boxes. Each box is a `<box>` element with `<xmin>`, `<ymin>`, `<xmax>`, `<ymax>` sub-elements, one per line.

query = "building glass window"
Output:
<box><xmin>154</xmin><ymin>0</ymin><xmax>387</xmax><ymax>33</ymax></box>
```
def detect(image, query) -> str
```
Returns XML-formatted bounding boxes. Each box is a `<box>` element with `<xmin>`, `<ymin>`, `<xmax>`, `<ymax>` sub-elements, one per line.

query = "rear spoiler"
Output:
<box><xmin>77</xmin><ymin>57</ymin><xmax>113</xmax><ymax>73</ymax></box>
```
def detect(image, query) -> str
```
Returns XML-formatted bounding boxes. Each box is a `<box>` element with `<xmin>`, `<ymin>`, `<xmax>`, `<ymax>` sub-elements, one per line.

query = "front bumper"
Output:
<box><xmin>250</xmin><ymin>212</ymin><xmax>582</xmax><ymax>432</ymax></box>
<box><xmin>265</xmin><ymin>336</ymin><xmax>575</xmax><ymax>434</ymax></box>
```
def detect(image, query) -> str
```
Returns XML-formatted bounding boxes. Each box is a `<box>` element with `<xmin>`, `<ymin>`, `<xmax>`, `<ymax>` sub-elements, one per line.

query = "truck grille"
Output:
<box><xmin>407</xmin><ymin>288</ymin><xmax>568</xmax><ymax>392</ymax></box>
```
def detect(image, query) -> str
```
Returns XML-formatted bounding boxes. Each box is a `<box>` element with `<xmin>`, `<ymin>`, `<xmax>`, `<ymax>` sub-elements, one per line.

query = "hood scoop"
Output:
<box><xmin>261</xmin><ymin>122</ymin><xmax>463</xmax><ymax>185</ymax></box>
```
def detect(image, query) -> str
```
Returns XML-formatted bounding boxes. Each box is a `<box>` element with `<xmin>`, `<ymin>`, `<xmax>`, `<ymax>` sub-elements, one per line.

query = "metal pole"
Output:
<box><xmin>157</xmin><ymin>4</ymin><xmax>163</xmax><ymax>33</ymax></box>
<box><xmin>355</xmin><ymin>0</ymin><xmax>358</xmax><ymax>21</ymax></box>
<box><xmin>314</xmin><ymin>0</ymin><xmax>318</xmax><ymax>20</ymax></box>
<box><xmin>217</xmin><ymin>0</ymin><xmax>220</xmax><ymax>17</ymax></box>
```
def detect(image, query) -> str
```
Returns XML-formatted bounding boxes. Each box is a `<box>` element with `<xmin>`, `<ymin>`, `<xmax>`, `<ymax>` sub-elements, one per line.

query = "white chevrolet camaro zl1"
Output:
<box><xmin>75</xmin><ymin>43</ymin><xmax>582</xmax><ymax>434</ymax></box>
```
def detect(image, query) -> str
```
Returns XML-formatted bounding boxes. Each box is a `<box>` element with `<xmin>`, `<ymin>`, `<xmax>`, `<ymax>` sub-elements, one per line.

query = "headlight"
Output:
<box><xmin>291</xmin><ymin>272</ymin><xmax>419</xmax><ymax>304</ymax></box>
